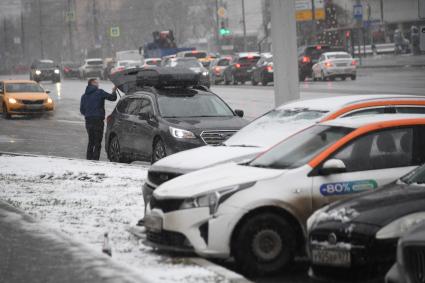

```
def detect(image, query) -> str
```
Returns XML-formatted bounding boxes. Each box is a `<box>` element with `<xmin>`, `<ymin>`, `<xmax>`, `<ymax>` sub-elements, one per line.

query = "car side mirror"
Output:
<box><xmin>319</xmin><ymin>159</ymin><xmax>346</xmax><ymax>175</ymax></box>
<box><xmin>234</xmin><ymin>109</ymin><xmax>244</xmax><ymax>118</ymax></box>
<box><xmin>46</xmin><ymin>90</ymin><xmax>51</xmax><ymax>94</ymax></box>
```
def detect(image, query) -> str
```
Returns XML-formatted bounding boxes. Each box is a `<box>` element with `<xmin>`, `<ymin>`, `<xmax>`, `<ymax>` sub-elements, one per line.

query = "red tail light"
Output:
<box><xmin>235</xmin><ymin>63</ymin><xmax>241</xmax><ymax>68</ymax></box>
<box><xmin>106</xmin><ymin>114</ymin><xmax>113</xmax><ymax>124</ymax></box>
<box><xmin>214</xmin><ymin>66</ymin><xmax>221</xmax><ymax>73</ymax></box>
<box><xmin>316</xmin><ymin>45</ymin><xmax>322</xmax><ymax>50</ymax></box>
<box><xmin>266</xmin><ymin>65</ymin><xmax>273</xmax><ymax>72</ymax></box>
<box><xmin>302</xmin><ymin>56</ymin><xmax>311</xmax><ymax>63</ymax></box>
<box><xmin>351</xmin><ymin>60</ymin><xmax>357</xmax><ymax>66</ymax></box>
<box><xmin>64</xmin><ymin>67</ymin><xmax>70</xmax><ymax>72</ymax></box>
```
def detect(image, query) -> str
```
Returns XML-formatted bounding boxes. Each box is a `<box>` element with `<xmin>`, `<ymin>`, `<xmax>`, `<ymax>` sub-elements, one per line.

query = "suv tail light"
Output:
<box><xmin>351</xmin><ymin>60</ymin><xmax>357</xmax><ymax>66</ymax></box>
<box><xmin>235</xmin><ymin>63</ymin><xmax>241</xmax><ymax>68</ymax></box>
<box><xmin>266</xmin><ymin>65</ymin><xmax>273</xmax><ymax>72</ymax></box>
<box><xmin>302</xmin><ymin>56</ymin><xmax>311</xmax><ymax>63</ymax></box>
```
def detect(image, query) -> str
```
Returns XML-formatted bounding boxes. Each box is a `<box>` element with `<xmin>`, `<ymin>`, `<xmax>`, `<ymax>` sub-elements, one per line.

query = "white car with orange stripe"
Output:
<box><xmin>144</xmin><ymin>95</ymin><xmax>425</xmax><ymax>205</ymax></box>
<box><xmin>145</xmin><ymin>114</ymin><xmax>425</xmax><ymax>276</ymax></box>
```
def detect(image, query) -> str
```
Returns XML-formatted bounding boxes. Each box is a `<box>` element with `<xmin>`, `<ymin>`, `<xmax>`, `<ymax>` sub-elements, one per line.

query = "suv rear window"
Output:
<box><xmin>238</xmin><ymin>57</ymin><xmax>260</xmax><ymax>64</ymax></box>
<box><xmin>184</xmin><ymin>52</ymin><xmax>207</xmax><ymax>59</ymax></box>
<box><xmin>305</xmin><ymin>46</ymin><xmax>331</xmax><ymax>60</ymax></box>
<box><xmin>87</xmin><ymin>60</ymin><xmax>102</xmax><ymax>65</ymax></box>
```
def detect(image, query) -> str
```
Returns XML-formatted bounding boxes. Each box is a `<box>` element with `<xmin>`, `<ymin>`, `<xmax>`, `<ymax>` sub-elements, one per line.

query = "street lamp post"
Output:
<box><xmin>38</xmin><ymin>0</ymin><xmax>44</xmax><ymax>58</ymax></box>
<box><xmin>241</xmin><ymin>0</ymin><xmax>247</xmax><ymax>51</ymax></box>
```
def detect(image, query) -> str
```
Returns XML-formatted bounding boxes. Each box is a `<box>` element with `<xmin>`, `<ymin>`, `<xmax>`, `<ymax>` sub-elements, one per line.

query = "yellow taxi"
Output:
<box><xmin>0</xmin><ymin>80</ymin><xmax>54</xmax><ymax>119</ymax></box>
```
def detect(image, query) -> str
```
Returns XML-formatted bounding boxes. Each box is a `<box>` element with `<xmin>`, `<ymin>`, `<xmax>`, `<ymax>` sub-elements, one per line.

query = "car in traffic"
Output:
<box><xmin>250</xmin><ymin>54</ymin><xmax>273</xmax><ymax>86</ymax></box>
<box><xmin>298</xmin><ymin>45</ymin><xmax>336</xmax><ymax>81</ymax></box>
<box><xmin>176</xmin><ymin>50</ymin><xmax>208</xmax><ymax>60</ymax></box>
<box><xmin>0</xmin><ymin>80</ymin><xmax>54</xmax><ymax>119</ymax></box>
<box><xmin>79</xmin><ymin>58</ymin><xmax>104</xmax><ymax>80</ymax></box>
<box><xmin>61</xmin><ymin>61</ymin><xmax>80</xmax><ymax>79</ymax></box>
<box><xmin>106</xmin><ymin>67</ymin><xmax>247</xmax><ymax>163</ymax></box>
<box><xmin>209</xmin><ymin>56</ymin><xmax>232</xmax><ymax>85</ymax></box>
<box><xmin>308</xmin><ymin>162</ymin><xmax>425</xmax><ymax>281</ymax></box>
<box><xmin>223</xmin><ymin>52</ymin><xmax>261</xmax><ymax>85</ymax></box>
<box><xmin>143</xmin><ymin>58</ymin><xmax>162</xmax><ymax>67</ymax></box>
<box><xmin>163</xmin><ymin>57</ymin><xmax>210</xmax><ymax>88</ymax></box>
<box><xmin>312</xmin><ymin>51</ymin><xmax>357</xmax><ymax>81</ymax></box>
<box><xmin>143</xmin><ymin>95</ymin><xmax>425</xmax><ymax>205</ymax></box>
<box><xmin>29</xmin><ymin>59</ymin><xmax>61</xmax><ymax>83</ymax></box>
<box><xmin>386</xmin><ymin>222</ymin><xmax>425</xmax><ymax>283</ymax></box>
<box><xmin>144</xmin><ymin>114</ymin><xmax>425</xmax><ymax>276</ymax></box>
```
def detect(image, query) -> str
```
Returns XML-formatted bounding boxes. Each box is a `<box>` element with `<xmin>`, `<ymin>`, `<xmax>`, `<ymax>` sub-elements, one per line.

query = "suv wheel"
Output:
<box><xmin>224</xmin><ymin>74</ymin><xmax>230</xmax><ymax>85</ymax></box>
<box><xmin>261</xmin><ymin>74</ymin><xmax>268</xmax><ymax>86</ymax></box>
<box><xmin>152</xmin><ymin>138</ymin><xmax>166</xmax><ymax>163</ymax></box>
<box><xmin>233</xmin><ymin>213</ymin><xmax>296</xmax><ymax>276</ymax></box>
<box><xmin>232</xmin><ymin>74</ymin><xmax>238</xmax><ymax>85</ymax></box>
<box><xmin>108</xmin><ymin>136</ymin><xmax>122</xmax><ymax>162</ymax></box>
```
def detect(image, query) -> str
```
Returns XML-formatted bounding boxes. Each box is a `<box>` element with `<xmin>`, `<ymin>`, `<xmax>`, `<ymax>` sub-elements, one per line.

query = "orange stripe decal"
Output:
<box><xmin>321</xmin><ymin>100</ymin><xmax>425</xmax><ymax>122</ymax></box>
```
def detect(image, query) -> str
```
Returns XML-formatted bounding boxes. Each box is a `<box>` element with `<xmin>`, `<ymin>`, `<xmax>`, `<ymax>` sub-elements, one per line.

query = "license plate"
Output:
<box><xmin>144</xmin><ymin>215</ymin><xmax>162</xmax><ymax>232</ymax></box>
<box><xmin>26</xmin><ymin>105</ymin><xmax>43</xmax><ymax>110</ymax></box>
<box><xmin>311</xmin><ymin>248</ymin><xmax>351</xmax><ymax>267</ymax></box>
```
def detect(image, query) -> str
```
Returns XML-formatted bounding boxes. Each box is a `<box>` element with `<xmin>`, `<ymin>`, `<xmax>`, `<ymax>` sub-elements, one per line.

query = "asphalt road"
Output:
<box><xmin>1</xmin><ymin>67</ymin><xmax>424</xmax><ymax>161</ymax></box>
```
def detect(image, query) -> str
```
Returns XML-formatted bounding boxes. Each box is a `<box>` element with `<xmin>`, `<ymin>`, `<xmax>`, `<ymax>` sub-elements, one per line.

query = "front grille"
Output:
<box><xmin>405</xmin><ymin>246</ymin><xmax>425</xmax><ymax>283</ymax></box>
<box><xmin>200</xmin><ymin>130</ymin><xmax>237</xmax><ymax>145</ymax></box>
<box><xmin>21</xmin><ymin>99</ymin><xmax>44</xmax><ymax>105</ymax></box>
<box><xmin>147</xmin><ymin>230</ymin><xmax>192</xmax><ymax>249</ymax></box>
<box><xmin>148</xmin><ymin>171</ymin><xmax>181</xmax><ymax>187</ymax></box>
<box><xmin>150</xmin><ymin>197</ymin><xmax>184</xmax><ymax>213</ymax></box>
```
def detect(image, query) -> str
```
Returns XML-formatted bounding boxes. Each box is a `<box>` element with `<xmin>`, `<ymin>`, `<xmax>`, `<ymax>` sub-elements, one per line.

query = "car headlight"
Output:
<box><xmin>179</xmin><ymin>182</ymin><xmax>256</xmax><ymax>215</ymax></box>
<box><xmin>307</xmin><ymin>205</ymin><xmax>329</xmax><ymax>233</ymax></box>
<box><xmin>35</xmin><ymin>70</ymin><xmax>41</xmax><ymax>75</ymax></box>
<box><xmin>202</xmin><ymin>71</ymin><xmax>209</xmax><ymax>76</ymax></box>
<box><xmin>8</xmin><ymin>98</ymin><xmax>18</xmax><ymax>104</ymax></box>
<box><xmin>376</xmin><ymin>212</ymin><xmax>425</xmax><ymax>239</ymax></box>
<box><xmin>54</xmin><ymin>69</ymin><xmax>60</xmax><ymax>74</ymax></box>
<box><xmin>47</xmin><ymin>98</ymin><xmax>53</xmax><ymax>104</ymax></box>
<box><xmin>169</xmin><ymin>126</ymin><xmax>196</xmax><ymax>139</ymax></box>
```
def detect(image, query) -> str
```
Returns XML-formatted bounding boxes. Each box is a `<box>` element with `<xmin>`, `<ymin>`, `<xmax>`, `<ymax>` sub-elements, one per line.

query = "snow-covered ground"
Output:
<box><xmin>0</xmin><ymin>154</ymin><xmax>227</xmax><ymax>283</ymax></box>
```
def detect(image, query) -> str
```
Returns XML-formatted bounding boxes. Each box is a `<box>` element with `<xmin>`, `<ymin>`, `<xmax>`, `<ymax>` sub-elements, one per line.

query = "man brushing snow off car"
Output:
<box><xmin>144</xmin><ymin>114</ymin><xmax>425</xmax><ymax>276</ymax></box>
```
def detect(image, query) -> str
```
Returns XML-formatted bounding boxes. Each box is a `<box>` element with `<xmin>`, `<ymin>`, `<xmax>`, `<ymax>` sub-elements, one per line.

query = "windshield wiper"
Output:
<box><xmin>227</xmin><ymin>144</ymin><xmax>259</xmax><ymax>148</ymax></box>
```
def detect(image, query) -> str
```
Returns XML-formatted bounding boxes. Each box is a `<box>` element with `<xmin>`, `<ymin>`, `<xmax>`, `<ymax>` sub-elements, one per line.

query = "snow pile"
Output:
<box><xmin>0</xmin><ymin>154</ymin><xmax>227</xmax><ymax>283</ymax></box>
<box><xmin>315</xmin><ymin>207</ymin><xmax>359</xmax><ymax>224</ymax></box>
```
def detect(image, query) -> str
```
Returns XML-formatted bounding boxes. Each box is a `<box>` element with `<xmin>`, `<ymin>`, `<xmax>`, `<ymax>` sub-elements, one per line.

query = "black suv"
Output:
<box><xmin>223</xmin><ymin>53</ymin><xmax>261</xmax><ymax>85</ymax></box>
<box><xmin>250</xmin><ymin>54</ymin><xmax>273</xmax><ymax>86</ymax></box>
<box><xmin>106</xmin><ymin>67</ymin><xmax>247</xmax><ymax>163</ymax></box>
<box><xmin>30</xmin><ymin>59</ymin><xmax>61</xmax><ymax>83</ymax></box>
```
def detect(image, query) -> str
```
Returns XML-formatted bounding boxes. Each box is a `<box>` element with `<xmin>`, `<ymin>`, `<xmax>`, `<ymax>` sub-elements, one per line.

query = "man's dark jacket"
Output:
<box><xmin>80</xmin><ymin>85</ymin><xmax>117</xmax><ymax>119</ymax></box>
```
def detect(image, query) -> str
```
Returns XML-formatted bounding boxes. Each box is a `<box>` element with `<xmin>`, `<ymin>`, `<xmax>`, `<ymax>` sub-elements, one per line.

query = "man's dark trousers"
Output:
<box><xmin>85</xmin><ymin>117</ymin><xmax>104</xmax><ymax>160</ymax></box>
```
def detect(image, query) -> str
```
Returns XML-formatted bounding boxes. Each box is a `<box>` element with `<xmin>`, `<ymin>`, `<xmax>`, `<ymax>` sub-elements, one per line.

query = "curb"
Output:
<box><xmin>0</xmin><ymin>200</ymin><xmax>153</xmax><ymax>283</ymax></box>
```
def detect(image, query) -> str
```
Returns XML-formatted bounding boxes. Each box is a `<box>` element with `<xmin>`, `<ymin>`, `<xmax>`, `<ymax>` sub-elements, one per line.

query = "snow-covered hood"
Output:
<box><xmin>154</xmin><ymin>163</ymin><xmax>285</xmax><ymax>199</ymax></box>
<box><xmin>151</xmin><ymin>145</ymin><xmax>261</xmax><ymax>173</ymax></box>
<box><xmin>225</xmin><ymin>119</ymin><xmax>316</xmax><ymax>148</ymax></box>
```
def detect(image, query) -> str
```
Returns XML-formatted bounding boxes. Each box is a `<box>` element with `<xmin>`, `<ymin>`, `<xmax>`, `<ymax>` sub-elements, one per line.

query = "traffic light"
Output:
<box><xmin>219</xmin><ymin>21</ymin><xmax>230</xmax><ymax>36</ymax></box>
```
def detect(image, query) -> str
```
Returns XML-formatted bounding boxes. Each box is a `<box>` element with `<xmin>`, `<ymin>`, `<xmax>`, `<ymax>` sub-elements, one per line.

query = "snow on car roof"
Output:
<box><xmin>322</xmin><ymin>114</ymin><xmax>425</xmax><ymax>129</ymax></box>
<box><xmin>323</xmin><ymin>51</ymin><xmax>351</xmax><ymax>56</ymax></box>
<box><xmin>276</xmin><ymin>95</ymin><xmax>425</xmax><ymax>112</ymax></box>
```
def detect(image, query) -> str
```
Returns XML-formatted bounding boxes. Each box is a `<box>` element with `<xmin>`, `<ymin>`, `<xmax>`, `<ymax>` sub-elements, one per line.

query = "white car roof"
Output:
<box><xmin>86</xmin><ymin>58</ymin><xmax>102</xmax><ymax>62</ymax></box>
<box><xmin>277</xmin><ymin>94</ymin><xmax>425</xmax><ymax>112</ymax></box>
<box><xmin>322</xmin><ymin>114</ymin><xmax>425</xmax><ymax>129</ymax></box>
<box><xmin>323</xmin><ymin>51</ymin><xmax>351</xmax><ymax>56</ymax></box>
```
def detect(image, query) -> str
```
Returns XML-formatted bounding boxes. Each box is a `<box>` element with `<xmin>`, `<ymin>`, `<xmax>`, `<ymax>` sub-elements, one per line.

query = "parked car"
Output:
<box><xmin>307</xmin><ymin>158</ymin><xmax>425</xmax><ymax>281</ymax></box>
<box><xmin>163</xmin><ymin>57</ymin><xmax>210</xmax><ymax>88</ymax></box>
<box><xmin>144</xmin><ymin>114</ymin><xmax>425</xmax><ymax>276</ymax></box>
<box><xmin>298</xmin><ymin>45</ymin><xmax>336</xmax><ymax>81</ymax></box>
<box><xmin>29</xmin><ymin>59</ymin><xmax>61</xmax><ymax>83</ymax></box>
<box><xmin>250</xmin><ymin>54</ymin><xmax>274</xmax><ymax>86</ymax></box>
<box><xmin>386</xmin><ymin>222</ymin><xmax>425</xmax><ymax>283</ymax></box>
<box><xmin>209</xmin><ymin>56</ymin><xmax>232</xmax><ymax>85</ymax></box>
<box><xmin>106</xmin><ymin>67</ymin><xmax>247</xmax><ymax>163</ymax></box>
<box><xmin>61</xmin><ymin>61</ymin><xmax>80</xmax><ymax>78</ymax></box>
<box><xmin>143</xmin><ymin>58</ymin><xmax>162</xmax><ymax>67</ymax></box>
<box><xmin>143</xmin><ymin>95</ymin><xmax>425</xmax><ymax>205</ymax></box>
<box><xmin>223</xmin><ymin>53</ymin><xmax>261</xmax><ymax>85</ymax></box>
<box><xmin>79</xmin><ymin>58</ymin><xmax>104</xmax><ymax>80</ymax></box>
<box><xmin>0</xmin><ymin>80</ymin><xmax>54</xmax><ymax>119</ymax></box>
<box><xmin>312</xmin><ymin>51</ymin><xmax>357</xmax><ymax>81</ymax></box>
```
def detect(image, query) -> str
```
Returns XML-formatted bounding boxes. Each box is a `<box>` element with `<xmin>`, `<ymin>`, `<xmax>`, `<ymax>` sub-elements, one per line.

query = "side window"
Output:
<box><xmin>0</xmin><ymin>82</ymin><xmax>4</xmax><ymax>94</ymax></box>
<box><xmin>139</xmin><ymin>98</ymin><xmax>153</xmax><ymax>116</ymax></box>
<box><xmin>331</xmin><ymin>127</ymin><xmax>414</xmax><ymax>172</ymax></box>
<box><xmin>116</xmin><ymin>98</ymin><xmax>131</xmax><ymax>114</ymax></box>
<box><xmin>343</xmin><ymin>108</ymin><xmax>387</xmax><ymax>117</ymax></box>
<box><xmin>396</xmin><ymin>106</ymin><xmax>425</xmax><ymax>114</ymax></box>
<box><xmin>126</xmin><ymin>98</ymin><xmax>143</xmax><ymax>115</ymax></box>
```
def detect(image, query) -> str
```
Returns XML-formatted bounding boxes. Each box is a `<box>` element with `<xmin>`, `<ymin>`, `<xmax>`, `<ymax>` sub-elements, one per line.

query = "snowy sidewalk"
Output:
<box><xmin>0</xmin><ymin>154</ymin><xmax>231</xmax><ymax>283</ymax></box>
<box><xmin>358</xmin><ymin>53</ymin><xmax>425</xmax><ymax>68</ymax></box>
<box><xmin>0</xmin><ymin>201</ymin><xmax>150</xmax><ymax>283</ymax></box>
